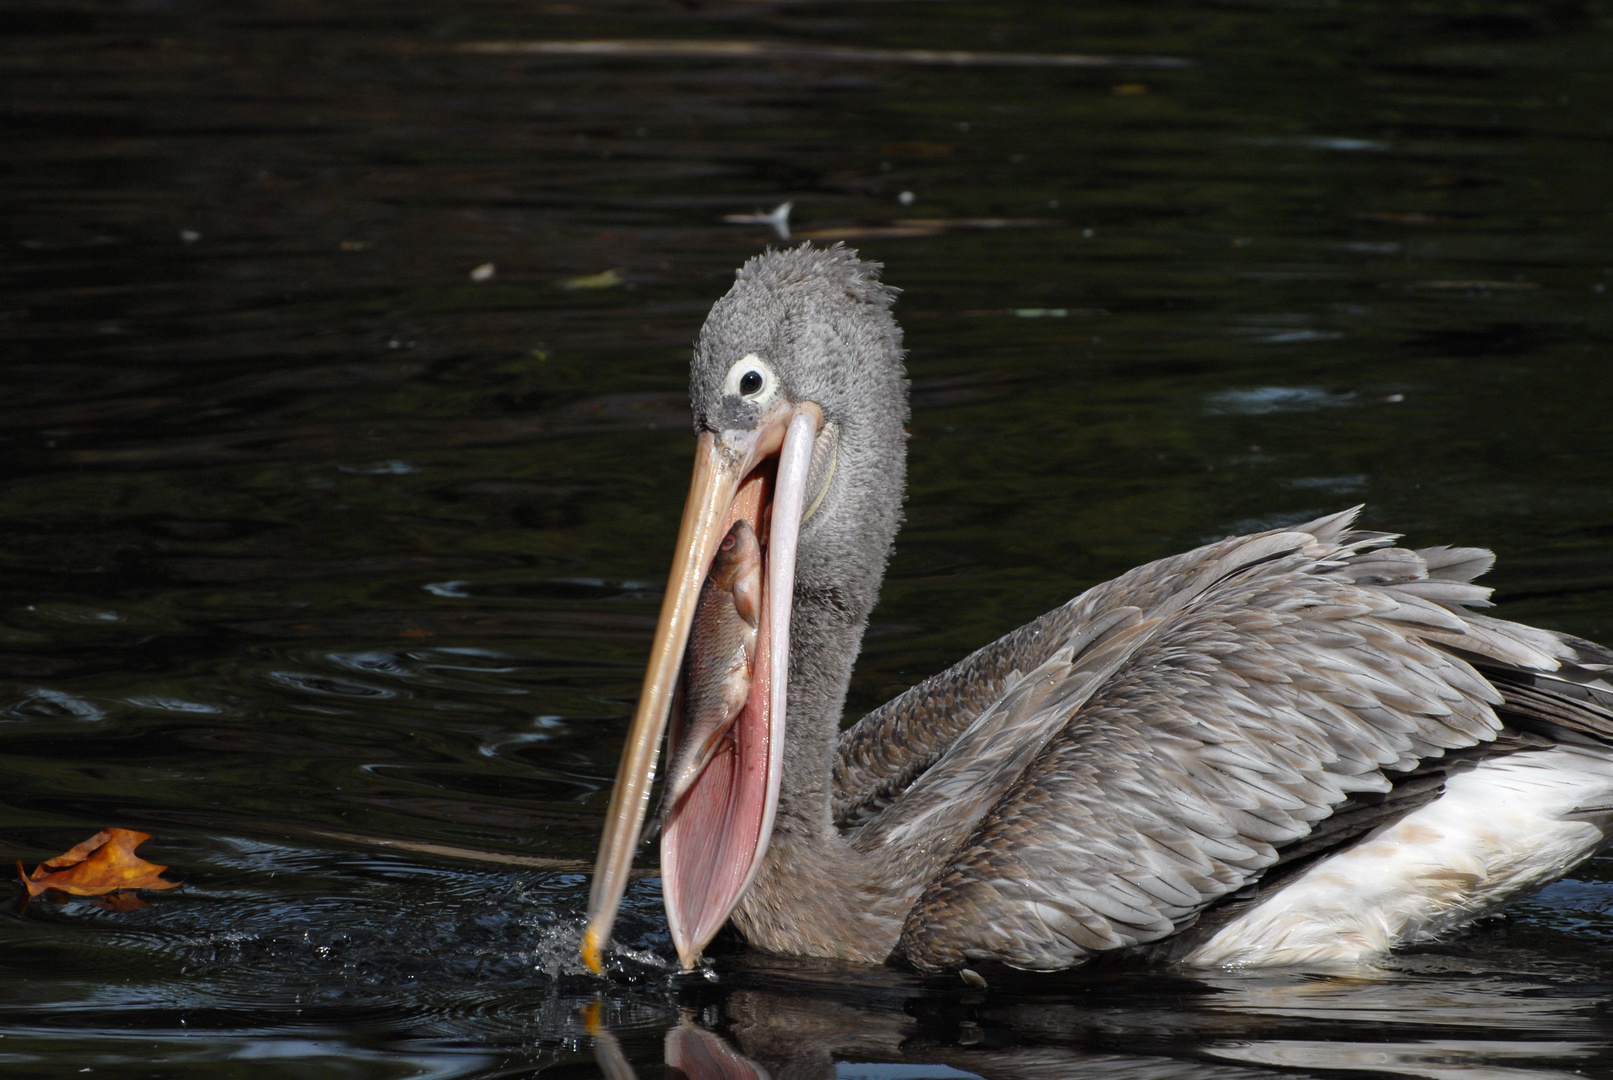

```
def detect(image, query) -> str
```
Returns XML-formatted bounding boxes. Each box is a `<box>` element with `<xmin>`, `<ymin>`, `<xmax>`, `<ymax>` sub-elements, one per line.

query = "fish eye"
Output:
<box><xmin>723</xmin><ymin>354</ymin><xmax>779</xmax><ymax>404</ymax></box>
<box><xmin>721</xmin><ymin>534</ymin><xmax>736</xmax><ymax>551</ymax></box>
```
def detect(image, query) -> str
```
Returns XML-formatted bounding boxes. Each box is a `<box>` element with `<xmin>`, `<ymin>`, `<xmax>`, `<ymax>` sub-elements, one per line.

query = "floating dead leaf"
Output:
<box><xmin>17</xmin><ymin>828</ymin><xmax>180</xmax><ymax>912</ymax></box>
<box><xmin>1112</xmin><ymin>82</ymin><xmax>1149</xmax><ymax>95</ymax></box>
<box><xmin>470</xmin><ymin>262</ymin><xmax>497</xmax><ymax>282</ymax></box>
<box><xmin>560</xmin><ymin>269</ymin><xmax>624</xmax><ymax>290</ymax></box>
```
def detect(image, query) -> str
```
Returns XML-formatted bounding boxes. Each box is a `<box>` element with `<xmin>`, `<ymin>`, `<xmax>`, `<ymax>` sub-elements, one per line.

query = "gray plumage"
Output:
<box><xmin>682</xmin><ymin>244</ymin><xmax>1613</xmax><ymax>973</ymax></box>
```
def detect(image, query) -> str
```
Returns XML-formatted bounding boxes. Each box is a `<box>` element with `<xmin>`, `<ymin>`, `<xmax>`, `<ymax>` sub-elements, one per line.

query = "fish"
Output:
<box><xmin>663</xmin><ymin>519</ymin><xmax>762</xmax><ymax>806</ymax></box>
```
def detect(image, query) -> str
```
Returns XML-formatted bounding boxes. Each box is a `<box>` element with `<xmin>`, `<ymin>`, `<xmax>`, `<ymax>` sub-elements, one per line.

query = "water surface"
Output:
<box><xmin>4</xmin><ymin>2</ymin><xmax>1613</xmax><ymax>1077</ymax></box>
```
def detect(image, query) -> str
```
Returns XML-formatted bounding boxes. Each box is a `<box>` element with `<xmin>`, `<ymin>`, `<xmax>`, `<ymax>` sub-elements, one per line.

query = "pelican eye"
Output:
<box><xmin>722</xmin><ymin>354</ymin><xmax>780</xmax><ymax>405</ymax></box>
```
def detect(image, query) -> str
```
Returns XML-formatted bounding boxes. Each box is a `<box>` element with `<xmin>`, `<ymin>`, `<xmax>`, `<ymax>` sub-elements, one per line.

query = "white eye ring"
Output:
<box><xmin>722</xmin><ymin>354</ymin><xmax>780</xmax><ymax>405</ymax></box>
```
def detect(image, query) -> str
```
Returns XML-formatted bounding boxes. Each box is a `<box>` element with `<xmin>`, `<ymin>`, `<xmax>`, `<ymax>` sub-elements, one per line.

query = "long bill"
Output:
<box><xmin>582</xmin><ymin>402</ymin><xmax>822</xmax><ymax>973</ymax></box>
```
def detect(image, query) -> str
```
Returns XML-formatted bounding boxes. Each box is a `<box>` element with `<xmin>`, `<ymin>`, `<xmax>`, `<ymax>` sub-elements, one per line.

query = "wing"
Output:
<box><xmin>847</xmin><ymin>509</ymin><xmax>1581</xmax><ymax>972</ymax></box>
<box><xmin>832</xmin><ymin>590</ymin><xmax>1086</xmax><ymax>829</ymax></box>
<box><xmin>833</xmin><ymin>509</ymin><xmax>1402</xmax><ymax>828</ymax></box>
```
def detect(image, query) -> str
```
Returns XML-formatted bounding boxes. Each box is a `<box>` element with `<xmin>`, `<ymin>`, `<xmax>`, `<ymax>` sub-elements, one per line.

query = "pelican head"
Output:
<box><xmin>583</xmin><ymin>245</ymin><xmax>908</xmax><ymax>971</ymax></box>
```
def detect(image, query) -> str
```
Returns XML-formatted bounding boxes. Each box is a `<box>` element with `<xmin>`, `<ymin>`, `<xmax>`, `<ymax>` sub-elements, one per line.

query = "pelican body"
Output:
<box><xmin>582</xmin><ymin>245</ymin><xmax>1613</xmax><ymax>975</ymax></box>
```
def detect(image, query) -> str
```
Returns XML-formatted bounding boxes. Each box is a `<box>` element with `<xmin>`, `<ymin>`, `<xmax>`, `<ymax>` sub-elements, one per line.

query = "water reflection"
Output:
<box><xmin>595</xmin><ymin>955</ymin><xmax>1613</xmax><ymax>1080</ymax></box>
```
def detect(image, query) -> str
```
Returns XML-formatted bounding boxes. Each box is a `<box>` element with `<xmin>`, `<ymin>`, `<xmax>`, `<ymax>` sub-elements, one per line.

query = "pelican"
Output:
<box><xmin>582</xmin><ymin>244</ymin><xmax>1613</xmax><ymax>975</ymax></box>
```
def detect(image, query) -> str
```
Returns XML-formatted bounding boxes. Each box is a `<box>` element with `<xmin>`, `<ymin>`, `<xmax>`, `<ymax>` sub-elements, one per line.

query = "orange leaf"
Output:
<box><xmin>18</xmin><ymin>828</ymin><xmax>181</xmax><ymax>899</ymax></box>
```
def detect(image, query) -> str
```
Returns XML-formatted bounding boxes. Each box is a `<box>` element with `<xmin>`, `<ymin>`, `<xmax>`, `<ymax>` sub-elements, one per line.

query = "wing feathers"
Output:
<box><xmin>879</xmin><ymin>512</ymin><xmax>1589</xmax><ymax>972</ymax></box>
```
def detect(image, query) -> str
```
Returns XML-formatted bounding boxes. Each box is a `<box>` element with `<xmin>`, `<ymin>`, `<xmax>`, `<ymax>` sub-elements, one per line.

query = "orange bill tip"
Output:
<box><xmin>582</xmin><ymin>928</ymin><xmax>604</xmax><ymax>974</ymax></box>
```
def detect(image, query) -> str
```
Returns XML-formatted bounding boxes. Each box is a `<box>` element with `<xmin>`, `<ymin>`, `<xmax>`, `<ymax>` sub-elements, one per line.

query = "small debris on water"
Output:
<box><xmin>180</xmin><ymin>230</ymin><xmax>200</xmax><ymax>244</ymax></box>
<box><xmin>723</xmin><ymin>201</ymin><xmax>792</xmax><ymax>239</ymax></box>
<box><xmin>898</xmin><ymin>190</ymin><xmax>915</xmax><ymax>205</ymax></box>
<box><xmin>1113</xmin><ymin>83</ymin><xmax>1149</xmax><ymax>95</ymax></box>
<box><xmin>340</xmin><ymin>240</ymin><xmax>370</xmax><ymax>251</ymax></box>
<box><xmin>560</xmin><ymin>268</ymin><xmax>624</xmax><ymax>290</ymax></box>
<box><xmin>1015</xmin><ymin>308</ymin><xmax>1067</xmax><ymax>318</ymax></box>
<box><xmin>1384</xmin><ymin>393</ymin><xmax>1405</xmax><ymax>403</ymax></box>
<box><xmin>470</xmin><ymin>262</ymin><xmax>496</xmax><ymax>282</ymax></box>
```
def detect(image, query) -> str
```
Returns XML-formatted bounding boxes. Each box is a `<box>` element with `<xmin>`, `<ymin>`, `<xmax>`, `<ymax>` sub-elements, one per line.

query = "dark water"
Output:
<box><xmin>5</xmin><ymin>1</ymin><xmax>1613</xmax><ymax>1076</ymax></box>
